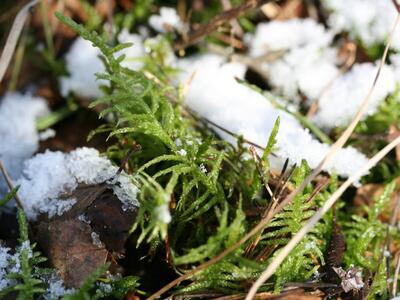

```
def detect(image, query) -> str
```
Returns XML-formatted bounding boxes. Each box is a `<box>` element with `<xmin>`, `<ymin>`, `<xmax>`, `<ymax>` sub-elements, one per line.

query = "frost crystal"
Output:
<box><xmin>0</xmin><ymin>242</ymin><xmax>36</xmax><ymax>291</ymax></box>
<box><xmin>0</xmin><ymin>245</ymin><xmax>14</xmax><ymax>290</ymax></box>
<box><xmin>322</xmin><ymin>0</ymin><xmax>400</xmax><ymax>49</ymax></box>
<box><xmin>177</xmin><ymin>54</ymin><xmax>368</xmax><ymax>178</ymax></box>
<box><xmin>149</xmin><ymin>7</ymin><xmax>184</xmax><ymax>33</ymax></box>
<box><xmin>313</xmin><ymin>63</ymin><xmax>395</xmax><ymax>129</ymax></box>
<box><xmin>91</xmin><ymin>231</ymin><xmax>104</xmax><ymax>248</ymax></box>
<box><xmin>177</xmin><ymin>149</ymin><xmax>187</xmax><ymax>156</ymax></box>
<box><xmin>248</xmin><ymin>19</ymin><xmax>339</xmax><ymax>102</ymax></box>
<box><xmin>43</xmin><ymin>274</ymin><xmax>74</xmax><ymax>300</ymax></box>
<box><xmin>0</xmin><ymin>92</ymin><xmax>49</xmax><ymax>195</ymax></box>
<box><xmin>60</xmin><ymin>31</ymin><xmax>145</xmax><ymax>98</ymax></box>
<box><xmin>17</xmin><ymin>147</ymin><xmax>140</xmax><ymax>220</ymax></box>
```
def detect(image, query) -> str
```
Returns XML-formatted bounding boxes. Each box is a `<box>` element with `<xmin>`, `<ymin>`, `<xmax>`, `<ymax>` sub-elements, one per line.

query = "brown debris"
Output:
<box><xmin>354</xmin><ymin>179</ymin><xmax>400</xmax><ymax>223</ymax></box>
<box><xmin>333</xmin><ymin>267</ymin><xmax>364</xmax><ymax>293</ymax></box>
<box><xmin>34</xmin><ymin>177</ymin><xmax>137</xmax><ymax>287</ymax></box>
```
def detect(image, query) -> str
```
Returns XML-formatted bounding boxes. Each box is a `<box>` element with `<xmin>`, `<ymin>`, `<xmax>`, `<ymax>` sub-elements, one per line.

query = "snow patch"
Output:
<box><xmin>149</xmin><ymin>7</ymin><xmax>184</xmax><ymax>33</ymax></box>
<box><xmin>313</xmin><ymin>63</ymin><xmax>395</xmax><ymax>129</ymax></box>
<box><xmin>17</xmin><ymin>147</ymin><xmax>140</xmax><ymax>220</ymax></box>
<box><xmin>60</xmin><ymin>38</ymin><xmax>105</xmax><ymax>99</ymax></box>
<box><xmin>0</xmin><ymin>92</ymin><xmax>49</xmax><ymax>195</ymax></box>
<box><xmin>177</xmin><ymin>54</ymin><xmax>369</xmax><ymax>178</ymax></box>
<box><xmin>248</xmin><ymin>19</ymin><xmax>339</xmax><ymax>103</ymax></box>
<box><xmin>60</xmin><ymin>31</ymin><xmax>145</xmax><ymax>98</ymax></box>
<box><xmin>322</xmin><ymin>0</ymin><xmax>400</xmax><ymax>49</ymax></box>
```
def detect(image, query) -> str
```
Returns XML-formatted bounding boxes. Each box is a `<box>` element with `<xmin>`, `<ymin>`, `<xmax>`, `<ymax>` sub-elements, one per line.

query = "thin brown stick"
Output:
<box><xmin>174</xmin><ymin>0</ymin><xmax>269</xmax><ymax>50</ymax></box>
<box><xmin>0</xmin><ymin>160</ymin><xmax>24</xmax><ymax>209</ymax></box>
<box><xmin>0</xmin><ymin>0</ymin><xmax>39</xmax><ymax>83</ymax></box>
<box><xmin>393</xmin><ymin>0</ymin><xmax>400</xmax><ymax>13</ymax></box>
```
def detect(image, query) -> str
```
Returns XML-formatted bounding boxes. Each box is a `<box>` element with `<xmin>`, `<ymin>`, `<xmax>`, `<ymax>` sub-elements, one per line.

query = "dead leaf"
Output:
<box><xmin>35</xmin><ymin>175</ymin><xmax>137</xmax><ymax>287</ymax></box>
<box><xmin>333</xmin><ymin>267</ymin><xmax>364</xmax><ymax>293</ymax></box>
<box><xmin>36</xmin><ymin>219</ymin><xmax>108</xmax><ymax>288</ymax></box>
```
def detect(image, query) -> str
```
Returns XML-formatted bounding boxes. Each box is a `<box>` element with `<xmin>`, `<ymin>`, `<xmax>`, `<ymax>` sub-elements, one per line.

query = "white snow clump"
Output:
<box><xmin>313</xmin><ymin>62</ymin><xmax>396</xmax><ymax>129</ymax></box>
<box><xmin>149</xmin><ymin>7</ymin><xmax>184</xmax><ymax>33</ymax></box>
<box><xmin>322</xmin><ymin>0</ymin><xmax>400</xmax><ymax>49</ymax></box>
<box><xmin>0</xmin><ymin>92</ymin><xmax>49</xmax><ymax>194</ymax></box>
<box><xmin>17</xmin><ymin>147</ymin><xmax>140</xmax><ymax>221</ymax></box>
<box><xmin>177</xmin><ymin>54</ymin><xmax>368</xmax><ymax>178</ymax></box>
<box><xmin>248</xmin><ymin>18</ymin><xmax>340</xmax><ymax>103</ymax></box>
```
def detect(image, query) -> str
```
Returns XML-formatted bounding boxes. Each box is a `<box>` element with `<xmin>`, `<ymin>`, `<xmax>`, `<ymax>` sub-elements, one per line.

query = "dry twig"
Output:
<box><xmin>0</xmin><ymin>0</ymin><xmax>39</xmax><ymax>84</ymax></box>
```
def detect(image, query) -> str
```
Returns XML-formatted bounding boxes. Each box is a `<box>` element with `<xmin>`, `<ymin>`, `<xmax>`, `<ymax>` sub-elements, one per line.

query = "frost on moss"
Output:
<box><xmin>177</xmin><ymin>54</ymin><xmax>368</xmax><ymax>178</ymax></box>
<box><xmin>17</xmin><ymin>147</ymin><xmax>139</xmax><ymax>220</ymax></box>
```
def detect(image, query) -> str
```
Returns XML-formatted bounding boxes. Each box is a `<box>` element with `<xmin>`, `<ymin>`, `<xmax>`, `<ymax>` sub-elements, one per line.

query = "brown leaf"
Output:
<box><xmin>86</xmin><ymin>189</ymin><xmax>137</xmax><ymax>254</ymax></box>
<box><xmin>35</xmin><ymin>176</ymin><xmax>137</xmax><ymax>287</ymax></box>
<box><xmin>36</xmin><ymin>219</ymin><xmax>108</xmax><ymax>288</ymax></box>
